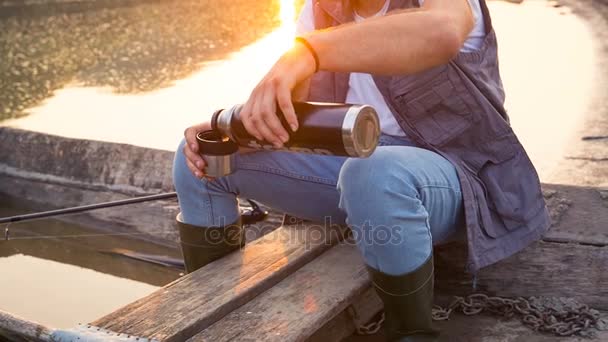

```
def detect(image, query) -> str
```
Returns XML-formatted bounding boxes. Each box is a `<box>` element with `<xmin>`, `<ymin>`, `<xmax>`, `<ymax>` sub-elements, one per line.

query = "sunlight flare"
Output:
<box><xmin>280</xmin><ymin>0</ymin><xmax>297</xmax><ymax>31</ymax></box>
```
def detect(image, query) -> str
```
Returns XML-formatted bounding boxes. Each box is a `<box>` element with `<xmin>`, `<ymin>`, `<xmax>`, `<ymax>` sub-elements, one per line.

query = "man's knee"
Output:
<box><xmin>338</xmin><ymin>148</ymin><xmax>420</xmax><ymax>204</ymax></box>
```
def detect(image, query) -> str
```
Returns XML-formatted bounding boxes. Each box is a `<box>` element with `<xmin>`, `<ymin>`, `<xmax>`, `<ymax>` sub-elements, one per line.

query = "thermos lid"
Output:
<box><xmin>196</xmin><ymin>130</ymin><xmax>239</xmax><ymax>156</ymax></box>
<box><xmin>342</xmin><ymin>105</ymin><xmax>380</xmax><ymax>158</ymax></box>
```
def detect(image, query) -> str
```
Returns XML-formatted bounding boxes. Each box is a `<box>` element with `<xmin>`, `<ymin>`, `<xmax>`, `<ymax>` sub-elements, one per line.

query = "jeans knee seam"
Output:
<box><xmin>202</xmin><ymin>180</ymin><xmax>214</xmax><ymax>225</ymax></box>
<box><xmin>238</xmin><ymin>163</ymin><xmax>337</xmax><ymax>186</ymax></box>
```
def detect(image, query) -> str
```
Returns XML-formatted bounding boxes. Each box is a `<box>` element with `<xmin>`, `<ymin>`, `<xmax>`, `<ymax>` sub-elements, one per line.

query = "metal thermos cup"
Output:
<box><xmin>196</xmin><ymin>130</ymin><xmax>238</xmax><ymax>177</ymax></box>
<box><xmin>211</xmin><ymin>102</ymin><xmax>380</xmax><ymax>158</ymax></box>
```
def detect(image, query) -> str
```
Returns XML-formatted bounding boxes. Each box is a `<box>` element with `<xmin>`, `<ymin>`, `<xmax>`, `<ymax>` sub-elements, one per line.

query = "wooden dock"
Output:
<box><xmin>1</xmin><ymin>183</ymin><xmax>607</xmax><ymax>341</ymax></box>
<box><xmin>0</xmin><ymin>128</ymin><xmax>606</xmax><ymax>341</ymax></box>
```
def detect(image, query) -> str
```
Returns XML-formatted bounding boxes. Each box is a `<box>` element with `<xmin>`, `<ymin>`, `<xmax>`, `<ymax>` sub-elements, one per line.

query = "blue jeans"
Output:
<box><xmin>173</xmin><ymin>135</ymin><xmax>464</xmax><ymax>276</ymax></box>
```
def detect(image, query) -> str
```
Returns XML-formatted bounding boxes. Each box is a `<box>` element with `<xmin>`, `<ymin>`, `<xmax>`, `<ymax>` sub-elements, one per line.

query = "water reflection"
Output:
<box><xmin>0</xmin><ymin>205</ymin><xmax>181</xmax><ymax>329</ymax></box>
<box><xmin>3</xmin><ymin>0</ymin><xmax>299</xmax><ymax>151</ymax></box>
<box><xmin>0</xmin><ymin>254</ymin><xmax>158</xmax><ymax>329</ymax></box>
<box><xmin>0</xmin><ymin>0</ymin><xmax>282</xmax><ymax>121</ymax></box>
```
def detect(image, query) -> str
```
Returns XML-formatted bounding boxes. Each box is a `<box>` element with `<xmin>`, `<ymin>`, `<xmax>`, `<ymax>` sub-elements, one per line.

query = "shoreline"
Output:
<box><xmin>546</xmin><ymin>0</ymin><xmax>608</xmax><ymax>188</ymax></box>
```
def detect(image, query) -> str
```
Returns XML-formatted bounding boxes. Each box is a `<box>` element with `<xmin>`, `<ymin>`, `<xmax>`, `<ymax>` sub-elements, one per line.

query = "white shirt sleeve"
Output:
<box><xmin>296</xmin><ymin>0</ymin><xmax>486</xmax><ymax>48</ymax></box>
<box><xmin>296</xmin><ymin>0</ymin><xmax>316</xmax><ymax>36</ymax></box>
<box><xmin>419</xmin><ymin>0</ymin><xmax>486</xmax><ymax>52</ymax></box>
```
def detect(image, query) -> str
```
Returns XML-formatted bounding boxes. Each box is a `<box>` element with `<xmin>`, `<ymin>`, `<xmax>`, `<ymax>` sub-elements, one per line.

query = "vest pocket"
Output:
<box><xmin>477</xmin><ymin>150</ymin><xmax>545</xmax><ymax>232</ymax></box>
<box><xmin>462</xmin><ymin>161</ymin><xmax>511</xmax><ymax>239</ymax></box>
<box><xmin>393</xmin><ymin>67</ymin><xmax>479</xmax><ymax>147</ymax></box>
<box><xmin>461</xmin><ymin>134</ymin><xmax>544</xmax><ymax>239</ymax></box>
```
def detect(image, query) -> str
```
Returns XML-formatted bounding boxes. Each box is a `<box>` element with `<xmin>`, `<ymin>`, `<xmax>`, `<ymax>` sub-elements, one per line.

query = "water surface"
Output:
<box><xmin>0</xmin><ymin>204</ymin><xmax>181</xmax><ymax>328</ymax></box>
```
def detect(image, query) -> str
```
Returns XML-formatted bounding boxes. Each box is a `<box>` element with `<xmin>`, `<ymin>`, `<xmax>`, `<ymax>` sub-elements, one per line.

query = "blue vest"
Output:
<box><xmin>308</xmin><ymin>0</ymin><xmax>550</xmax><ymax>272</ymax></box>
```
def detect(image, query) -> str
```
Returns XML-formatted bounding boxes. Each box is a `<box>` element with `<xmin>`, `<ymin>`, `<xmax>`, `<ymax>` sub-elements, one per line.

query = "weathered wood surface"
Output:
<box><xmin>308</xmin><ymin>287</ymin><xmax>382</xmax><ymax>342</ymax></box>
<box><xmin>92</xmin><ymin>183</ymin><xmax>606</xmax><ymax>341</ymax></box>
<box><xmin>435</xmin><ymin>240</ymin><xmax>608</xmax><ymax>310</ymax></box>
<box><xmin>316</xmin><ymin>184</ymin><xmax>608</xmax><ymax>340</ymax></box>
<box><xmin>92</xmin><ymin>224</ymin><xmax>345</xmax><ymax>342</ymax></box>
<box><xmin>0</xmin><ymin>128</ymin><xmax>174</xmax><ymax>195</ymax></box>
<box><xmin>432</xmin><ymin>183</ymin><xmax>608</xmax><ymax>310</ymax></box>
<box><xmin>0</xmin><ymin>310</ymin><xmax>52</xmax><ymax>342</ymax></box>
<box><xmin>542</xmin><ymin>184</ymin><xmax>608</xmax><ymax>246</ymax></box>
<box><xmin>191</xmin><ymin>184</ymin><xmax>608</xmax><ymax>341</ymax></box>
<box><xmin>345</xmin><ymin>310</ymin><xmax>608</xmax><ymax>342</ymax></box>
<box><xmin>191</xmin><ymin>240</ymin><xmax>607</xmax><ymax>341</ymax></box>
<box><xmin>190</xmin><ymin>243</ymin><xmax>370</xmax><ymax>342</ymax></box>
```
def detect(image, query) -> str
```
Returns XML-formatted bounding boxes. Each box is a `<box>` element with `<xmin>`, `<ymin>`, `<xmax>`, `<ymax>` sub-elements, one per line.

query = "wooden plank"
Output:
<box><xmin>308</xmin><ymin>287</ymin><xmax>382</xmax><ymax>342</ymax></box>
<box><xmin>93</xmin><ymin>184</ymin><xmax>607</xmax><ymax>341</ymax></box>
<box><xmin>218</xmin><ymin>240</ymin><xmax>607</xmax><ymax>341</ymax></box>
<box><xmin>188</xmin><ymin>237</ymin><xmax>605</xmax><ymax>342</ymax></box>
<box><xmin>186</xmin><ymin>183</ymin><xmax>608</xmax><ymax>341</ymax></box>
<box><xmin>542</xmin><ymin>184</ymin><xmax>608</xmax><ymax>246</ymax></box>
<box><xmin>189</xmin><ymin>243</ymin><xmax>370</xmax><ymax>342</ymax></box>
<box><xmin>435</xmin><ymin>240</ymin><xmax>608</xmax><ymax>310</ymax></box>
<box><xmin>92</xmin><ymin>223</ymin><xmax>345</xmax><ymax>341</ymax></box>
<box><xmin>0</xmin><ymin>310</ymin><xmax>52</xmax><ymax>342</ymax></box>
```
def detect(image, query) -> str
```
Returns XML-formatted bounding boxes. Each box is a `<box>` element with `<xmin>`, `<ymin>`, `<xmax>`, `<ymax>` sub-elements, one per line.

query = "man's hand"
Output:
<box><xmin>183</xmin><ymin>121</ymin><xmax>211</xmax><ymax>179</ymax></box>
<box><xmin>239</xmin><ymin>41</ymin><xmax>317</xmax><ymax>148</ymax></box>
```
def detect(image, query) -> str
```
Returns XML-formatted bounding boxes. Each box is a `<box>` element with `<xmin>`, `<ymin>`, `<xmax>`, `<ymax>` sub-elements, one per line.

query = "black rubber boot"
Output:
<box><xmin>368</xmin><ymin>256</ymin><xmax>439</xmax><ymax>342</ymax></box>
<box><xmin>176</xmin><ymin>214</ymin><xmax>244</xmax><ymax>273</ymax></box>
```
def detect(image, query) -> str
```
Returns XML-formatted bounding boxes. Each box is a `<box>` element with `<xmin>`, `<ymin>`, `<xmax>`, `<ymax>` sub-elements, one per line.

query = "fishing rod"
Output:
<box><xmin>0</xmin><ymin>192</ymin><xmax>268</xmax><ymax>238</ymax></box>
<box><xmin>0</xmin><ymin>192</ymin><xmax>178</xmax><ymax>224</ymax></box>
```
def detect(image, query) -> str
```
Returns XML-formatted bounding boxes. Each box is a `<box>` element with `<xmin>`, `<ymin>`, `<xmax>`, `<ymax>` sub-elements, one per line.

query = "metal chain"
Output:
<box><xmin>4</xmin><ymin>221</ymin><xmax>10</xmax><ymax>241</ymax></box>
<box><xmin>354</xmin><ymin>294</ymin><xmax>604</xmax><ymax>337</ymax></box>
<box><xmin>355</xmin><ymin>312</ymin><xmax>385</xmax><ymax>335</ymax></box>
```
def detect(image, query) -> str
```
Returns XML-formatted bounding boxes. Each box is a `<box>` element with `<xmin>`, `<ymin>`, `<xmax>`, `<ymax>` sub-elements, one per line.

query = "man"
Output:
<box><xmin>173</xmin><ymin>0</ymin><xmax>550</xmax><ymax>340</ymax></box>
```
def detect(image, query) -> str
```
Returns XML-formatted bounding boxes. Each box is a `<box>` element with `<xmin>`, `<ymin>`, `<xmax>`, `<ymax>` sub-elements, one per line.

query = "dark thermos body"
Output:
<box><xmin>211</xmin><ymin>102</ymin><xmax>380</xmax><ymax>158</ymax></box>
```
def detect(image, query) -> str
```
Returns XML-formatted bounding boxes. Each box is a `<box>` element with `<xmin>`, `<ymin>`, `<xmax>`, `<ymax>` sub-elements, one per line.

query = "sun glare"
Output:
<box><xmin>276</xmin><ymin>0</ymin><xmax>297</xmax><ymax>51</ymax></box>
<box><xmin>280</xmin><ymin>0</ymin><xmax>297</xmax><ymax>34</ymax></box>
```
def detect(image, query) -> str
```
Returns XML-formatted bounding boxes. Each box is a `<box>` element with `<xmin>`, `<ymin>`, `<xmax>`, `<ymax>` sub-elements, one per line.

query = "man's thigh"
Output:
<box><xmin>216</xmin><ymin>150</ymin><xmax>348</xmax><ymax>224</ymax></box>
<box><xmin>338</xmin><ymin>145</ymin><xmax>464</xmax><ymax>245</ymax></box>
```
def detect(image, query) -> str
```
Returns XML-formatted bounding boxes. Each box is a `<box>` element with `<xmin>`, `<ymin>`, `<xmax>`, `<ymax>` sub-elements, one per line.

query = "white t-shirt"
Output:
<box><xmin>296</xmin><ymin>0</ymin><xmax>487</xmax><ymax>137</ymax></box>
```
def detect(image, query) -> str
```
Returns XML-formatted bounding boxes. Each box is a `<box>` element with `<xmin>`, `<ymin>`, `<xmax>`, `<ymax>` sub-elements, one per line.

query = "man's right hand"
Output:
<box><xmin>183</xmin><ymin>121</ymin><xmax>211</xmax><ymax>179</ymax></box>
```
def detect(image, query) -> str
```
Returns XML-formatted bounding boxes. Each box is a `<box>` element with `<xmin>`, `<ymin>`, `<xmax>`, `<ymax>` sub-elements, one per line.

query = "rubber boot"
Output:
<box><xmin>368</xmin><ymin>255</ymin><xmax>439</xmax><ymax>342</ymax></box>
<box><xmin>176</xmin><ymin>213</ymin><xmax>244</xmax><ymax>273</ymax></box>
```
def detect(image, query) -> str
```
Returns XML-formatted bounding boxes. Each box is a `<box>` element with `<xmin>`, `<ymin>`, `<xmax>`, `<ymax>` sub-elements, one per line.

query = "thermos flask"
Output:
<box><xmin>198</xmin><ymin>102</ymin><xmax>381</xmax><ymax>177</ymax></box>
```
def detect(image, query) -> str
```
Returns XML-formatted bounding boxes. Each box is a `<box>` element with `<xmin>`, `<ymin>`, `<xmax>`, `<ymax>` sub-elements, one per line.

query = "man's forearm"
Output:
<box><xmin>306</xmin><ymin>1</ymin><xmax>475</xmax><ymax>75</ymax></box>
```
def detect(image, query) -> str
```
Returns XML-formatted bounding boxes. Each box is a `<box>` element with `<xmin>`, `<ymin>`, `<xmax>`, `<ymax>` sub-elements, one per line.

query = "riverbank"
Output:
<box><xmin>545</xmin><ymin>0</ymin><xmax>608</xmax><ymax>188</ymax></box>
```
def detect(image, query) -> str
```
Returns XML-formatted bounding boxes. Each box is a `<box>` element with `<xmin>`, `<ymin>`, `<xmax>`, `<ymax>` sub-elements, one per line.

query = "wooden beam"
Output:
<box><xmin>432</xmin><ymin>184</ymin><xmax>608</xmax><ymax>310</ymax></box>
<box><xmin>189</xmin><ymin>243</ymin><xmax>370</xmax><ymax>342</ymax></box>
<box><xmin>0</xmin><ymin>310</ymin><xmax>52</xmax><ymax>342</ymax></box>
<box><xmin>92</xmin><ymin>223</ymin><xmax>346</xmax><ymax>341</ymax></box>
<box><xmin>435</xmin><ymin>240</ymin><xmax>608</xmax><ymax>310</ymax></box>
